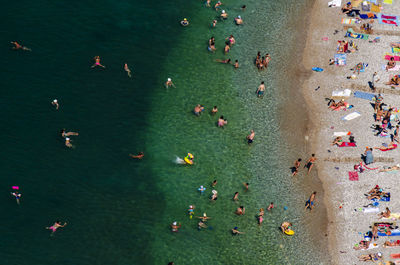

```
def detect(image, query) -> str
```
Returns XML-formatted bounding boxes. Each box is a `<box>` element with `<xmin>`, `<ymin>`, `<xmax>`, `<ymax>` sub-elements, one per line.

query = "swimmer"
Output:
<box><xmin>235</xmin><ymin>206</ymin><xmax>245</xmax><ymax>215</ymax></box>
<box><xmin>264</xmin><ymin>54</ymin><xmax>271</xmax><ymax>69</ymax></box>
<box><xmin>60</xmin><ymin>129</ymin><xmax>79</xmax><ymax>138</ymax></box>
<box><xmin>243</xmin><ymin>182</ymin><xmax>249</xmax><ymax>191</ymax></box>
<box><xmin>246</xmin><ymin>130</ymin><xmax>255</xmax><ymax>145</ymax></box>
<box><xmin>233</xmin><ymin>192</ymin><xmax>239</xmax><ymax>201</ymax></box>
<box><xmin>234</xmin><ymin>15</ymin><xmax>243</xmax><ymax>25</ymax></box>
<box><xmin>124</xmin><ymin>63</ymin><xmax>132</xmax><ymax>78</ymax></box>
<box><xmin>193</xmin><ymin>104</ymin><xmax>205</xmax><ymax>116</ymax></box>
<box><xmin>198</xmin><ymin>185</ymin><xmax>206</xmax><ymax>194</ymax></box>
<box><xmin>65</xmin><ymin>137</ymin><xmax>72</xmax><ymax>148</ymax></box>
<box><xmin>241</xmin><ymin>5</ymin><xmax>246</xmax><ymax>11</ymax></box>
<box><xmin>224</xmin><ymin>43</ymin><xmax>230</xmax><ymax>54</ymax></box>
<box><xmin>205</xmin><ymin>0</ymin><xmax>211</xmax><ymax>7</ymax></box>
<box><xmin>212</xmin><ymin>180</ymin><xmax>217</xmax><ymax>187</ymax></box>
<box><xmin>10</xmin><ymin>41</ymin><xmax>31</xmax><ymax>51</ymax></box>
<box><xmin>211</xmin><ymin>106</ymin><xmax>218</xmax><ymax>115</ymax></box>
<box><xmin>232</xmin><ymin>227</ymin><xmax>245</xmax><ymax>235</ymax></box>
<box><xmin>212</xmin><ymin>20</ymin><xmax>217</xmax><ymax>28</ymax></box>
<box><xmin>217</xmin><ymin>116</ymin><xmax>228</xmax><ymax>128</ymax></box>
<box><xmin>210</xmin><ymin>190</ymin><xmax>218</xmax><ymax>201</ymax></box>
<box><xmin>198</xmin><ymin>220</ymin><xmax>208</xmax><ymax>229</ymax></box>
<box><xmin>188</xmin><ymin>205</ymin><xmax>195</xmax><ymax>218</ymax></box>
<box><xmin>258</xmin><ymin>208</ymin><xmax>264</xmax><ymax>225</ymax></box>
<box><xmin>220</xmin><ymin>10</ymin><xmax>228</xmax><ymax>19</ymax></box>
<box><xmin>165</xmin><ymin>78</ymin><xmax>175</xmax><ymax>88</ymax></box>
<box><xmin>91</xmin><ymin>56</ymin><xmax>105</xmax><ymax>68</ymax></box>
<box><xmin>215</xmin><ymin>58</ymin><xmax>231</xmax><ymax>64</ymax></box>
<box><xmin>129</xmin><ymin>152</ymin><xmax>144</xmax><ymax>159</ymax></box>
<box><xmin>197</xmin><ymin>213</ymin><xmax>211</xmax><ymax>222</ymax></box>
<box><xmin>180</xmin><ymin>18</ymin><xmax>189</xmax><ymax>27</ymax></box>
<box><xmin>215</xmin><ymin>1</ymin><xmax>222</xmax><ymax>10</ymax></box>
<box><xmin>11</xmin><ymin>191</ymin><xmax>21</xmax><ymax>204</ymax></box>
<box><xmin>256</xmin><ymin>81</ymin><xmax>265</xmax><ymax>98</ymax></box>
<box><xmin>267</xmin><ymin>202</ymin><xmax>274</xmax><ymax>211</ymax></box>
<box><xmin>226</xmin><ymin>35</ymin><xmax>236</xmax><ymax>46</ymax></box>
<box><xmin>51</xmin><ymin>99</ymin><xmax>59</xmax><ymax>110</ymax></box>
<box><xmin>170</xmin><ymin>221</ymin><xmax>181</xmax><ymax>232</ymax></box>
<box><xmin>46</xmin><ymin>221</ymin><xmax>67</xmax><ymax>234</ymax></box>
<box><xmin>234</xmin><ymin>60</ymin><xmax>239</xmax><ymax>68</ymax></box>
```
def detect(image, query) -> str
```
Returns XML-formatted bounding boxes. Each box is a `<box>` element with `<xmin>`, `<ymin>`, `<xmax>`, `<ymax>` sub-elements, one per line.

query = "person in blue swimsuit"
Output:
<box><xmin>256</xmin><ymin>81</ymin><xmax>265</xmax><ymax>97</ymax></box>
<box><xmin>305</xmin><ymin>192</ymin><xmax>317</xmax><ymax>211</ymax></box>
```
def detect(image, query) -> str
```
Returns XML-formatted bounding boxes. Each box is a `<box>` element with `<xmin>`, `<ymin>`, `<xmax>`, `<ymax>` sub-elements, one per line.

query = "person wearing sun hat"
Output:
<box><xmin>180</xmin><ymin>18</ymin><xmax>189</xmax><ymax>26</ymax></box>
<box><xmin>170</xmin><ymin>221</ymin><xmax>181</xmax><ymax>232</ymax></box>
<box><xmin>220</xmin><ymin>10</ymin><xmax>228</xmax><ymax>19</ymax></box>
<box><xmin>165</xmin><ymin>77</ymin><xmax>175</xmax><ymax>88</ymax></box>
<box><xmin>235</xmin><ymin>15</ymin><xmax>243</xmax><ymax>25</ymax></box>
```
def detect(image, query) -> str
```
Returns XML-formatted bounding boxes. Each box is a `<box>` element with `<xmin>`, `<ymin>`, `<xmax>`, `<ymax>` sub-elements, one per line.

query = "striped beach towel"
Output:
<box><xmin>341</xmin><ymin>18</ymin><xmax>357</xmax><ymax>25</ymax></box>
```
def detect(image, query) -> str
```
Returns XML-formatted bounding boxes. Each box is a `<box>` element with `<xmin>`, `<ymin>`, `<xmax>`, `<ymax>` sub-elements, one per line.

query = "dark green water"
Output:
<box><xmin>0</xmin><ymin>0</ymin><xmax>329</xmax><ymax>264</ymax></box>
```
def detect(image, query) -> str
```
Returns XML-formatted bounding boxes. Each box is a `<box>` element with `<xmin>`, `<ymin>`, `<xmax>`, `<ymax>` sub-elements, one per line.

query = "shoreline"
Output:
<box><xmin>302</xmin><ymin>1</ymin><xmax>400</xmax><ymax>264</ymax></box>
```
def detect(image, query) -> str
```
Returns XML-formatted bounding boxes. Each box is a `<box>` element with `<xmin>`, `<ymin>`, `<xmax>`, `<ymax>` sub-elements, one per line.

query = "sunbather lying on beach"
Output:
<box><xmin>374</xmin><ymin>142</ymin><xmax>397</xmax><ymax>151</ymax></box>
<box><xmin>391</xmin><ymin>42</ymin><xmax>400</xmax><ymax>48</ymax></box>
<box><xmin>351</xmin><ymin>62</ymin><xmax>364</xmax><ymax>74</ymax></box>
<box><xmin>354</xmin><ymin>240</ymin><xmax>371</xmax><ymax>250</ymax></box>
<box><xmin>380</xmin><ymin>165</ymin><xmax>400</xmax><ymax>172</ymax></box>
<box><xmin>367</xmin><ymin>185</ymin><xmax>380</xmax><ymax>195</ymax></box>
<box><xmin>367</xmin><ymin>190</ymin><xmax>384</xmax><ymax>200</ymax></box>
<box><xmin>385</xmin><ymin>75</ymin><xmax>400</xmax><ymax>86</ymax></box>
<box><xmin>386</xmin><ymin>57</ymin><xmax>396</xmax><ymax>71</ymax></box>
<box><xmin>358</xmin><ymin>253</ymin><xmax>382</xmax><ymax>262</ymax></box>
<box><xmin>331</xmin><ymin>136</ymin><xmax>343</xmax><ymax>146</ymax></box>
<box><xmin>384</xmin><ymin>240</ymin><xmax>400</xmax><ymax>247</ymax></box>
<box><xmin>378</xmin><ymin>207</ymin><xmax>391</xmax><ymax>219</ymax></box>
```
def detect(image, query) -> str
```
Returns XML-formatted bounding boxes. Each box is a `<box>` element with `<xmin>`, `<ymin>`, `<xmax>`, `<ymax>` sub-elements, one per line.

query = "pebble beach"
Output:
<box><xmin>303</xmin><ymin>0</ymin><xmax>400</xmax><ymax>264</ymax></box>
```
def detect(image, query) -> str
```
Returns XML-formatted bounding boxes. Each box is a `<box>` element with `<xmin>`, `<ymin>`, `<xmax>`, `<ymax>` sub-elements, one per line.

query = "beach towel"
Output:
<box><xmin>360</xmin><ymin>13</ymin><xmax>377</xmax><ymax>19</ymax></box>
<box><xmin>379</xmin><ymin>144</ymin><xmax>398</xmax><ymax>151</ymax></box>
<box><xmin>378</xmin><ymin>229</ymin><xmax>400</xmax><ymax>236</ymax></box>
<box><xmin>354</xmin><ymin>91</ymin><xmax>375</xmax><ymax>100</ymax></box>
<box><xmin>352</xmin><ymin>0</ymin><xmax>363</xmax><ymax>7</ymax></box>
<box><xmin>383</xmin><ymin>213</ymin><xmax>400</xmax><ymax>219</ymax></box>
<box><xmin>371</xmin><ymin>4</ymin><xmax>381</xmax><ymax>12</ymax></box>
<box><xmin>378</xmin><ymin>14</ymin><xmax>399</xmax><ymax>25</ymax></box>
<box><xmin>332</xmin><ymin>89</ymin><xmax>351</xmax><ymax>97</ymax></box>
<box><xmin>363</xmin><ymin>207</ymin><xmax>380</xmax><ymax>213</ymax></box>
<box><xmin>391</xmin><ymin>254</ymin><xmax>400</xmax><ymax>259</ymax></box>
<box><xmin>342</xmin><ymin>111</ymin><xmax>361</xmax><ymax>121</ymax></box>
<box><xmin>333</xmin><ymin>132</ymin><xmax>351</xmax><ymax>137</ymax></box>
<box><xmin>363</xmin><ymin>243</ymin><xmax>379</xmax><ymax>250</ymax></box>
<box><xmin>334</xmin><ymin>53</ymin><xmax>347</xmax><ymax>66</ymax></box>
<box><xmin>368</xmin><ymin>0</ymin><xmax>378</xmax><ymax>4</ymax></box>
<box><xmin>372</xmin><ymin>193</ymin><xmax>391</xmax><ymax>202</ymax></box>
<box><xmin>312</xmin><ymin>67</ymin><xmax>323</xmax><ymax>72</ymax></box>
<box><xmin>393</xmin><ymin>47</ymin><xmax>400</xmax><ymax>53</ymax></box>
<box><xmin>384</xmin><ymin>54</ymin><xmax>400</xmax><ymax>61</ymax></box>
<box><xmin>339</xmin><ymin>142</ymin><xmax>356</xmax><ymax>147</ymax></box>
<box><xmin>345</xmin><ymin>31</ymin><xmax>369</xmax><ymax>39</ymax></box>
<box><xmin>341</xmin><ymin>18</ymin><xmax>358</xmax><ymax>25</ymax></box>
<box><xmin>382</xmin><ymin>64</ymin><xmax>400</xmax><ymax>71</ymax></box>
<box><xmin>349</xmin><ymin>171</ymin><xmax>359</xmax><ymax>181</ymax></box>
<box><xmin>384</xmin><ymin>0</ymin><xmax>393</xmax><ymax>4</ymax></box>
<box><xmin>362</xmin><ymin>3</ymin><xmax>370</xmax><ymax>11</ymax></box>
<box><xmin>328</xmin><ymin>0</ymin><xmax>342</xmax><ymax>7</ymax></box>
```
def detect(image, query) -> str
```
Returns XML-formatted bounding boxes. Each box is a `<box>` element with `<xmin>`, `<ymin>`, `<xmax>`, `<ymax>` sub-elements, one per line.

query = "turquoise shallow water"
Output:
<box><xmin>0</xmin><ymin>0</ymin><xmax>329</xmax><ymax>264</ymax></box>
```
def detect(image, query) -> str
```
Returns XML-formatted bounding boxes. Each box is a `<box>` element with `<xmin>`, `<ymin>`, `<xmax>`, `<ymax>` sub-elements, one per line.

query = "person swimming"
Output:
<box><xmin>124</xmin><ymin>63</ymin><xmax>132</xmax><ymax>78</ymax></box>
<box><xmin>256</xmin><ymin>81</ymin><xmax>265</xmax><ymax>97</ymax></box>
<box><xmin>46</xmin><ymin>221</ymin><xmax>67</xmax><ymax>234</ymax></box>
<box><xmin>129</xmin><ymin>152</ymin><xmax>144</xmax><ymax>159</ymax></box>
<box><xmin>218</xmin><ymin>116</ymin><xmax>228</xmax><ymax>127</ymax></box>
<box><xmin>193</xmin><ymin>104</ymin><xmax>205</xmax><ymax>116</ymax></box>
<box><xmin>51</xmin><ymin>99</ymin><xmax>59</xmax><ymax>110</ymax></box>
<box><xmin>165</xmin><ymin>78</ymin><xmax>175</xmax><ymax>88</ymax></box>
<box><xmin>11</xmin><ymin>191</ymin><xmax>21</xmax><ymax>204</ymax></box>
<box><xmin>60</xmin><ymin>129</ymin><xmax>79</xmax><ymax>138</ymax></box>
<box><xmin>246</xmin><ymin>130</ymin><xmax>255</xmax><ymax>144</ymax></box>
<box><xmin>65</xmin><ymin>137</ymin><xmax>72</xmax><ymax>148</ymax></box>
<box><xmin>234</xmin><ymin>15</ymin><xmax>243</xmax><ymax>25</ymax></box>
<box><xmin>170</xmin><ymin>221</ymin><xmax>181</xmax><ymax>232</ymax></box>
<box><xmin>180</xmin><ymin>18</ymin><xmax>189</xmax><ymax>26</ymax></box>
<box><xmin>10</xmin><ymin>41</ymin><xmax>31</xmax><ymax>51</ymax></box>
<box><xmin>216</xmin><ymin>58</ymin><xmax>231</xmax><ymax>64</ymax></box>
<box><xmin>91</xmin><ymin>56</ymin><xmax>105</xmax><ymax>68</ymax></box>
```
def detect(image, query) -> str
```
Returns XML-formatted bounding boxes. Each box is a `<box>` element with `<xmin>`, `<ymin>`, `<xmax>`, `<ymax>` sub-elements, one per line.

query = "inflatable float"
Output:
<box><xmin>281</xmin><ymin>222</ymin><xmax>295</xmax><ymax>236</ymax></box>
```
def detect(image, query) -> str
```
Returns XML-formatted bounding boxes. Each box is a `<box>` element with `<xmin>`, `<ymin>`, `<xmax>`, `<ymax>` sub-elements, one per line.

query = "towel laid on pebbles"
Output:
<box><xmin>349</xmin><ymin>171</ymin><xmax>359</xmax><ymax>181</ymax></box>
<box><xmin>334</xmin><ymin>131</ymin><xmax>351</xmax><ymax>137</ymax></box>
<box><xmin>328</xmin><ymin>0</ymin><xmax>341</xmax><ymax>7</ymax></box>
<box><xmin>342</xmin><ymin>112</ymin><xmax>361</xmax><ymax>121</ymax></box>
<box><xmin>332</xmin><ymin>89</ymin><xmax>352</xmax><ymax>97</ymax></box>
<box><xmin>363</xmin><ymin>207</ymin><xmax>380</xmax><ymax>213</ymax></box>
<box><xmin>354</xmin><ymin>91</ymin><xmax>375</xmax><ymax>100</ymax></box>
<box><xmin>382</xmin><ymin>64</ymin><xmax>400</xmax><ymax>71</ymax></box>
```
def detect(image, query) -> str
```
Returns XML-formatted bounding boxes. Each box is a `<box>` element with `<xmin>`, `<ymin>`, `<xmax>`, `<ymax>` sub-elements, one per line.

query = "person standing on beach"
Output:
<box><xmin>246</xmin><ymin>130</ymin><xmax>255</xmax><ymax>145</ymax></box>
<box><xmin>305</xmin><ymin>192</ymin><xmax>316</xmax><ymax>211</ymax></box>
<box><xmin>372</xmin><ymin>223</ymin><xmax>378</xmax><ymax>241</ymax></box>
<box><xmin>256</xmin><ymin>82</ymin><xmax>265</xmax><ymax>98</ymax></box>
<box><xmin>292</xmin><ymin>158</ymin><xmax>302</xmax><ymax>176</ymax></box>
<box><xmin>304</xmin><ymin>154</ymin><xmax>317</xmax><ymax>174</ymax></box>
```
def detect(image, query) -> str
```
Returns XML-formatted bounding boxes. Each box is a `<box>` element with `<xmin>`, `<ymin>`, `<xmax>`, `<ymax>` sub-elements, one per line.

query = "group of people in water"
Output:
<box><xmin>255</xmin><ymin>52</ymin><xmax>271</xmax><ymax>70</ymax></box>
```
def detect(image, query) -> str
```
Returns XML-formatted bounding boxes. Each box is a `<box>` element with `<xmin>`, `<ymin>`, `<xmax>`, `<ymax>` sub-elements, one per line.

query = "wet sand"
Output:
<box><xmin>302</xmin><ymin>0</ymin><xmax>400</xmax><ymax>264</ymax></box>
